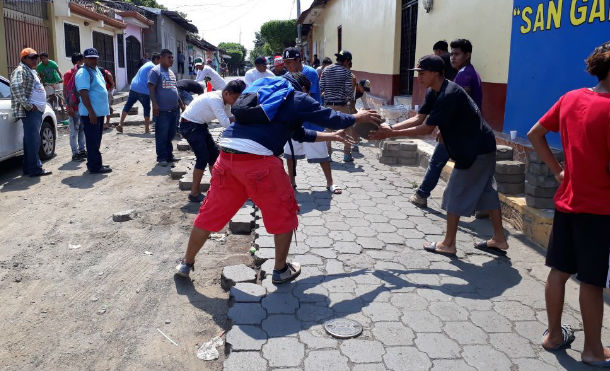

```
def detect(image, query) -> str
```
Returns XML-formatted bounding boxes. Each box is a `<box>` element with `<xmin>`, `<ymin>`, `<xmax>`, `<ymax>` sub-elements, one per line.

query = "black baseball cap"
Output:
<box><xmin>283</xmin><ymin>47</ymin><xmax>301</xmax><ymax>60</ymax></box>
<box><xmin>254</xmin><ymin>56</ymin><xmax>267</xmax><ymax>65</ymax></box>
<box><xmin>335</xmin><ymin>50</ymin><xmax>353</xmax><ymax>61</ymax></box>
<box><xmin>83</xmin><ymin>48</ymin><xmax>99</xmax><ymax>59</ymax></box>
<box><xmin>411</xmin><ymin>55</ymin><xmax>445</xmax><ymax>73</ymax></box>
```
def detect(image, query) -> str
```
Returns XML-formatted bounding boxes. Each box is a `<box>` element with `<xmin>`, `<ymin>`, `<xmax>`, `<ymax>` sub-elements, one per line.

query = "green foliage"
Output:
<box><xmin>125</xmin><ymin>0</ymin><xmax>167</xmax><ymax>9</ymax></box>
<box><xmin>260</xmin><ymin>19</ymin><xmax>297</xmax><ymax>55</ymax></box>
<box><xmin>218</xmin><ymin>42</ymin><xmax>247</xmax><ymax>72</ymax></box>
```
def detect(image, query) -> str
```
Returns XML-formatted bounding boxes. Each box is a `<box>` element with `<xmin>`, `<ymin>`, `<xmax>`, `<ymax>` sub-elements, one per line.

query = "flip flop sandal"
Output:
<box><xmin>327</xmin><ymin>184</ymin><xmax>342</xmax><ymax>194</ymax></box>
<box><xmin>423</xmin><ymin>242</ymin><xmax>457</xmax><ymax>257</ymax></box>
<box><xmin>474</xmin><ymin>241</ymin><xmax>508</xmax><ymax>255</ymax></box>
<box><xmin>541</xmin><ymin>324</ymin><xmax>575</xmax><ymax>351</ymax></box>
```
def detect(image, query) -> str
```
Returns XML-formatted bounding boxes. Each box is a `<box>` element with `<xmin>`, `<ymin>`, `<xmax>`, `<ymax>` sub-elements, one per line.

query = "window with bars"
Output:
<box><xmin>64</xmin><ymin>23</ymin><xmax>80</xmax><ymax>58</ymax></box>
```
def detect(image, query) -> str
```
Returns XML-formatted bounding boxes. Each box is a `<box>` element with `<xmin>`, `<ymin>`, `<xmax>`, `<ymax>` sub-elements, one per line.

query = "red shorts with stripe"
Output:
<box><xmin>193</xmin><ymin>151</ymin><xmax>299</xmax><ymax>234</ymax></box>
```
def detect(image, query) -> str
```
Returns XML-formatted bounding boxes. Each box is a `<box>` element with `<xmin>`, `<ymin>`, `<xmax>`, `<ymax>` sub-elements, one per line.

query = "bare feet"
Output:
<box><xmin>486</xmin><ymin>239</ymin><xmax>509</xmax><ymax>251</ymax></box>
<box><xmin>582</xmin><ymin>347</ymin><xmax>610</xmax><ymax>365</ymax></box>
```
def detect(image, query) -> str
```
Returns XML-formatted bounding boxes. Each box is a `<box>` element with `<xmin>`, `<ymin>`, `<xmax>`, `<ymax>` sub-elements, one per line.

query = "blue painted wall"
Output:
<box><xmin>505</xmin><ymin>0</ymin><xmax>610</xmax><ymax>148</ymax></box>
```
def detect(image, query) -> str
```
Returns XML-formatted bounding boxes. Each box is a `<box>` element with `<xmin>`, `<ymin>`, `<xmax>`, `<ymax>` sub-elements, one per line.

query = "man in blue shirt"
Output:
<box><xmin>282</xmin><ymin>47</ymin><xmax>343</xmax><ymax>194</ymax></box>
<box><xmin>117</xmin><ymin>53</ymin><xmax>160</xmax><ymax>134</ymax></box>
<box><xmin>75</xmin><ymin>48</ymin><xmax>111</xmax><ymax>174</ymax></box>
<box><xmin>148</xmin><ymin>49</ymin><xmax>185</xmax><ymax>166</ymax></box>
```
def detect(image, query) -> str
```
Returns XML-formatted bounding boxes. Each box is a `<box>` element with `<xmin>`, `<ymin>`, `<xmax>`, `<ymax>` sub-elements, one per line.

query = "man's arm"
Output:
<box><xmin>392</xmin><ymin>113</ymin><xmax>428</xmax><ymax>130</ymax></box>
<box><xmin>56</xmin><ymin>67</ymin><xmax>63</xmax><ymax>80</ymax></box>
<box><xmin>210</xmin><ymin>99</ymin><xmax>232</xmax><ymax>128</ymax></box>
<box><xmin>344</xmin><ymin>72</ymin><xmax>353</xmax><ymax>101</ymax></box>
<box><xmin>527</xmin><ymin>122</ymin><xmax>564</xmax><ymax>182</ymax></box>
<box><xmin>369</xmin><ymin>121</ymin><xmax>435</xmax><ymax>140</ymax></box>
<box><xmin>296</xmin><ymin>94</ymin><xmax>382</xmax><ymax>130</ymax></box>
<box><xmin>10</xmin><ymin>69</ymin><xmax>33</xmax><ymax>111</ymax></box>
<box><xmin>148</xmin><ymin>83</ymin><xmax>159</xmax><ymax>116</ymax></box>
<box><xmin>79</xmin><ymin>90</ymin><xmax>97</xmax><ymax>122</ymax></box>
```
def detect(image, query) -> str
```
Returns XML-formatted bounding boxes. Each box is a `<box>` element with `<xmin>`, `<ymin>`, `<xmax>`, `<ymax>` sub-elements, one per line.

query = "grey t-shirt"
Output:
<box><xmin>148</xmin><ymin>65</ymin><xmax>179</xmax><ymax>111</ymax></box>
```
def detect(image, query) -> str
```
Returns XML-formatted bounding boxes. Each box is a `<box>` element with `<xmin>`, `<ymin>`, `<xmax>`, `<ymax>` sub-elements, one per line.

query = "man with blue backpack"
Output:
<box><xmin>175</xmin><ymin>72</ymin><xmax>382</xmax><ymax>284</ymax></box>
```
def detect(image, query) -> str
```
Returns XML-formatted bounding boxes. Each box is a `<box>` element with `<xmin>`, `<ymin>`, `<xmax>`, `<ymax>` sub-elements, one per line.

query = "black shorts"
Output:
<box><xmin>546</xmin><ymin>210</ymin><xmax>610</xmax><ymax>288</ymax></box>
<box><xmin>179</xmin><ymin>120</ymin><xmax>219</xmax><ymax>170</ymax></box>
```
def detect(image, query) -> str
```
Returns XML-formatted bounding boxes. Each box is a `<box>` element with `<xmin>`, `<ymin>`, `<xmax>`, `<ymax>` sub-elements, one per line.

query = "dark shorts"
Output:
<box><xmin>179</xmin><ymin>120</ymin><xmax>219</xmax><ymax>170</ymax></box>
<box><xmin>123</xmin><ymin>90</ymin><xmax>151</xmax><ymax>118</ymax></box>
<box><xmin>546</xmin><ymin>210</ymin><xmax>610</xmax><ymax>288</ymax></box>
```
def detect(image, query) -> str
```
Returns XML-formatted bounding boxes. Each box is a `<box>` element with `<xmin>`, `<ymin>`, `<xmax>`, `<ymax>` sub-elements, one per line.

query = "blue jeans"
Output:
<box><xmin>22</xmin><ymin>109</ymin><xmax>43</xmax><ymax>175</ymax></box>
<box><xmin>81</xmin><ymin>115</ymin><xmax>105</xmax><ymax>172</ymax></box>
<box><xmin>417</xmin><ymin>141</ymin><xmax>450</xmax><ymax>198</ymax></box>
<box><xmin>154</xmin><ymin>109</ymin><xmax>179</xmax><ymax>162</ymax></box>
<box><xmin>69</xmin><ymin>114</ymin><xmax>85</xmax><ymax>155</ymax></box>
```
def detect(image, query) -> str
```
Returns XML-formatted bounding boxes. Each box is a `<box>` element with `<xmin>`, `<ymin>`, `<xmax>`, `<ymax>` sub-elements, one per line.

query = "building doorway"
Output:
<box><xmin>125</xmin><ymin>36</ymin><xmax>141</xmax><ymax>83</ymax></box>
<box><xmin>93</xmin><ymin>31</ymin><xmax>115</xmax><ymax>77</ymax></box>
<box><xmin>399</xmin><ymin>0</ymin><xmax>418</xmax><ymax>95</ymax></box>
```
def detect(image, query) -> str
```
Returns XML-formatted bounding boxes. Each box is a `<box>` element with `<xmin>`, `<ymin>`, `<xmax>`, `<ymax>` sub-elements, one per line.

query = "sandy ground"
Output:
<box><xmin>0</xmin><ymin>110</ymin><xmax>251</xmax><ymax>370</ymax></box>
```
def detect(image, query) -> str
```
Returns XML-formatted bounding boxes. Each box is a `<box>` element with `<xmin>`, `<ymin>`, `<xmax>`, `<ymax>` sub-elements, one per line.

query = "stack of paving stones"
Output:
<box><xmin>525</xmin><ymin>150</ymin><xmax>563</xmax><ymax>209</ymax></box>
<box><xmin>377</xmin><ymin>140</ymin><xmax>418</xmax><ymax>166</ymax></box>
<box><xmin>216</xmin><ymin>139</ymin><xmax>601</xmax><ymax>371</ymax></box>
<box><xmin>494</xmin><ymin>145</ymin><xmax>526</xmax><ymax>195</ymax></box>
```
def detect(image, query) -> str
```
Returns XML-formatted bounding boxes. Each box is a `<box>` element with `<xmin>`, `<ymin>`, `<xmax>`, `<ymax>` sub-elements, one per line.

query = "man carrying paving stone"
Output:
<box><xmin>175</xmin><ymin>73</ymin><xmax>382</xmax><ymax>283</ymax></box>
<box><xmin>179</xmin><ymin>79</ymin><xmax>246</xmax><ymax>203</ymax></box>
<box><xmin>370</xmin><ymin>55</ymin><xmax>508</xmax><ymax>256</ymax></box>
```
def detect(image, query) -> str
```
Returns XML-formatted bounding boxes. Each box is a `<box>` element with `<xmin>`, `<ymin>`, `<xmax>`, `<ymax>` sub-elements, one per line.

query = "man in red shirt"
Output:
<box><xmin>528</xmin><ymin>41</ymin><xmax>610</xmax><ymax>367</ymax></box>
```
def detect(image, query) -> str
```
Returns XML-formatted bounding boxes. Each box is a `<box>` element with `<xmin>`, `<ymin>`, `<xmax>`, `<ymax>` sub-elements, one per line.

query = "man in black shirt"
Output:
<box><xmin>370</xmin><ymin>55</ymin><xmax>508</xmax><ymax>257</ymax></box>
<box><xmin>433</xmin><ymin>40</ymin><xmax>457</xmax><ymax>81</ymax></box>
<box><xmin>176</xmin><ymin>79</ymin><xmax>205</xmax><ymax>106</ymax></box>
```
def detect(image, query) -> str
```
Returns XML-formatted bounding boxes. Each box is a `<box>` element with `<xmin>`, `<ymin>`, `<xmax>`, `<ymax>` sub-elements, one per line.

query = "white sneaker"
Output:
<box><xmin>271</xmin><ymin>262</ymin><xmax>301</xmax><ymax>284</ymax></box>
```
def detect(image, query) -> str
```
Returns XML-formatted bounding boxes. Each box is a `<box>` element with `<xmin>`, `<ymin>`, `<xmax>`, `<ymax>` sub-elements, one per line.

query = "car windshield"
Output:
<box><xmin>0</xmin><ymin>80</ymin><xmax>10</xmax><ymax>98</ymax></box>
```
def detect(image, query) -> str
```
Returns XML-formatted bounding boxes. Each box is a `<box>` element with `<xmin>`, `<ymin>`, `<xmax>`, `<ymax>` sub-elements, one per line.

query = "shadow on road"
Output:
<box><xmin>61</xmin><ymin>173</ymin><xmax>107</xmax><ymax>189</ymax></box>
<box><xmin>173</xmin><ymin>275</ymin><xmax>228</xmax><ymax>331</ymax></box>
<box><xmin>1</xmin><ymin>175</ymin><xmax>40</xmax><ymax>192</ymax></box>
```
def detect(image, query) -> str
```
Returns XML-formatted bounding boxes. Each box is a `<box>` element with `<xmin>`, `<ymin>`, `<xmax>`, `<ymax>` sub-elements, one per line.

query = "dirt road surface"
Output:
<box><xmin>0</xmin><ymin>115</ymin><xmax>250</xmax><ymax>370</ymax></box>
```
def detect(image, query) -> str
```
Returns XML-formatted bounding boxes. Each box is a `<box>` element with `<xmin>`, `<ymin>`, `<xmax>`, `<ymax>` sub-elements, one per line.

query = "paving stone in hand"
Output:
<box><xmin>262</xmin><ymin>338</ymin><xmax>304</xmax><ymax>367</ymax></box>
<box><xmin>225</xmin><ymin>324</ymin><xmax>268</xmax><ymax>351</ymax></box>
<box><xmin>303</xmin><ymin>350</ymin><xmax>349</xmax><ymax>371</ymax></box>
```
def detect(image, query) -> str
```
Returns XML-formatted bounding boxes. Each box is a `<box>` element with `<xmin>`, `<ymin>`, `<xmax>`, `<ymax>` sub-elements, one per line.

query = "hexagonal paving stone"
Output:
<box><xmin>296</xmin><ymin>303</ymin><xmax>334</xmax><ymax>322</ymax></box>
<box><xmin>333</xmin><ymin>241</ymin><xmax>362</xmax><ymax>254</ymax></box>
<box><xmin>390</xmin><ymin>293</ymin><xmax>429</xmax><ymax>311</ymax></box>
<box><xmin>221</xmin><ymin>264</ymin><xmax>257</xmax><ymax>290</ymax></box>
<box><xmin>228</xmin><ymin>303</ymin><xmax>266</xmax><ymax>325</ymax></box>
<box><xmin>470</xmin><ymin>310</ymin><xmax>512</xmax><ymax>333</ymax></box>
<box><xmin>340</xmin><ymin>339</ymin><xmax>385</xmax><ymax>363</ymax></box>
<box><xmin>262</xmin><ymin>337</ymin><xmax>304</xmax><ymax>367</ymax></box>
<box><xmin>383</xmin><ymin>347</ymin><xmax>431</xmax><ymax>371</ymax></box>
<box><xmin>415</xmin><ymin>333</ymin><xmax>461</xmax><ymax>359</ymax></box>
<box><xmin>298</xmin><ymin>325</ymin><xmax>338</xmax><ymax>349</ymax></box>
<box><xmin>372</xmin><ymin>321</ymin><xmax>415</xmax><ymax>346</ymax></box>
<box><xmin>489</xmin><ymin>333</ymin><xmax>537</xmax><ymax>358</ymax></box>
<box><xmin>261</xmin><ymin>314</ymin><xmax>301</xmax><ymax>338</ymax></box>
<box><xmin>363</xmin><ymin>302</ymin><xmax>401</xmax><ymax>322</ymax></box>
<box><xmin>431</xmin><ymin>360</ymin><xmax>476</xmax><ymax>371</ymax></box>
<box><xmin>493</xmin><ymin>300</ymin><xmax>537</xmax><ymax>321</ymax></box>
<box><xmin>304</xmin><ymin>350</ymin><xmax>349</xmax><ymax>371</ymax></box>
<box><xmin>429</xmin><ymin>302</ymin><xmax>469</xmax><ymax>321</ymax></box>
<box><xmin>444</xmin><ymin>321</ymin><xmax>488</xmax><ymax>345</ymax></box>
<box><xmin>223</xmin><ymin>351</ymin><xmax>267</xmax><ymax>371</ymax></box>
<box><xmin>461</xmin><ymin>345</ymin><xmax>512</xmax><ymax>371</ymax></box>
<box><xmin>261</xmin><ymin>293</ymin><xmax>299</xmax><ymax>314</ymax></box>
<box><xmin>230</xmin><ymin>283</ymin><xmax>267</xmax><ymax>303</ymax></box>
<box><xmin>226</xmin><ymin>324</ymin><xmax>268</xmax><ymax>351</ymax></box>
<box><xmin>401</xmin><ymin>311</ymin><xmax>443</xmax><ymax>332</ymax></box>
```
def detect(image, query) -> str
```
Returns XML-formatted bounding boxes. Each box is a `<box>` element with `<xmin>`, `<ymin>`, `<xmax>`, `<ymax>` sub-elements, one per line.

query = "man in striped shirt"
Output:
<box><xmin>320</xmin><ymin>50</ymin><xmax>355</xmax><ymax>162</ymax></box>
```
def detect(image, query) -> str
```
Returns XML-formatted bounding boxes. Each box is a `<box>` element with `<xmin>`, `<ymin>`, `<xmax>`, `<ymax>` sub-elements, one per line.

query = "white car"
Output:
<box><xmin>0</xmin><ymin>75</ymin><xmax>57</xmax><ymax>162</ymax></box>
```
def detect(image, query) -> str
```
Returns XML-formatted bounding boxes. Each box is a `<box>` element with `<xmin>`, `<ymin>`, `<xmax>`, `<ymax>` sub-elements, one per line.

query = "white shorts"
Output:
<box><xmin>283</xmin><ymin>140</ymin><xmax>330</xmax><ymax>163</ymax></box>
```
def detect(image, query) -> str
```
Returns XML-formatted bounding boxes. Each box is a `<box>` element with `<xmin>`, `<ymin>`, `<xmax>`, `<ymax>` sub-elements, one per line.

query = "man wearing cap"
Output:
<box><xmin>175</xmin><ymin>73</ymin><xmax>383</xmax><ymax>283</ymax></box>
<box><xmin>195</xmin><ymin>59</ymin><xmax>226</xmax><ymax>90</ymax></box>
<box><xmin>320</xmin><ymin>50</ymin><xmax>356</xmax><ymax>162</ymax></box>
<box><xmin>10</xmin><ymin>48</ymin><xmax>52</xmax><ymax>177</ymax></box>
<box><xmin>75</xmin><ymin>48</ymin><xmax>112</xmax><ymax>174</ymax></box>
<box><xmin>117</xmin><ymin>52</ymin><xmax>160</xmax><ymax>134</ymax></box>
<box><xmin>272</xmin><ymin>56</ymin><xmax>286</xmax><ymax>76</ymax></box>
<box><xmin>244</xmin><ymin>57</ymin><xmax>275</xmax><ymax>87</ymax></box>
<box><xmin>370</xmin><ymin>55</ymin><xmax>508</xmax><ymax>257</ymax></box>
<box><xmin>282</xmin><ymin>47</ymin><xmax>342</xmax><ymax>194</ymax></box>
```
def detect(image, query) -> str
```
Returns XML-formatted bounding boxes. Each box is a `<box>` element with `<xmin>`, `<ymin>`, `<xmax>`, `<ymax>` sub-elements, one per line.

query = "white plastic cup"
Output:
<box><xmin>510</xmin><ymin>130</ymin><xmax>517</xmax><ymax>140</ymax></box>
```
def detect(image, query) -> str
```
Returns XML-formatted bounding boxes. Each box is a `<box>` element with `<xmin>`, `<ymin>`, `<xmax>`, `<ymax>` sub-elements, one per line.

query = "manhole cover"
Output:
<box><xmin>323</xmin><ymin>318</ymin><xmax>363</xmax><ymax>339</ymax></box>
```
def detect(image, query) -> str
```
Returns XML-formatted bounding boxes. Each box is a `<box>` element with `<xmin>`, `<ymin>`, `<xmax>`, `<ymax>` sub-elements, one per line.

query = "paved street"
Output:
<box><xmin>223</xmin><ymin>141</ymin><xmax>610</xmax><ymax>371</ymax></box>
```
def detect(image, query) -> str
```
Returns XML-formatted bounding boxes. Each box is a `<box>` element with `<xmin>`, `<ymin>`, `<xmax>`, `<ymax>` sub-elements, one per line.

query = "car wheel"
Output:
<box><xmin>39</xmin><ymin>120</ymin><xmax>56</xmax><ymax>160</ymax></box>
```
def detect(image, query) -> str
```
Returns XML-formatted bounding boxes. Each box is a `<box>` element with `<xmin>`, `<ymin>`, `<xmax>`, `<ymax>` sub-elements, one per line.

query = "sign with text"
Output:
<box><xmin>504</xmin><ymin>0</ymin><xmax>609</xmax><ymax>148</ymax></box>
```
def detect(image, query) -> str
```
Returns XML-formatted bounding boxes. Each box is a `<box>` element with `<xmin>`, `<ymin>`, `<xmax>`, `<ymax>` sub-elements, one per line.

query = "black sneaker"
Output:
<box><xmin>188</xmin><ymin>193</ymin><xmax>205</xmax><ymax>203</ymax></box>
<box><xmin>272</xmin><ymin>262</ymin><xmax>301</xmax><ymax>284</ymax></box>
<box><xmin>90</xmin><ymin>167</ymin><xmax>112</xmax><ymax>174</ymax></box>
<box><xmin>78</xmin><ymin>150</ymin><xmax>87</xmax><ymax>158</ymax></box>
<box><xmin>72</xmin><ymin>154</ymin><xmax>85</xmax><ymax>162</ymax></box>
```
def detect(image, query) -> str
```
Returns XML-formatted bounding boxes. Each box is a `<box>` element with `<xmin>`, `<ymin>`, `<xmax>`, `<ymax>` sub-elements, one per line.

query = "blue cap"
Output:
<box><xmin>83</xmin><ymin>48</ymin><xmax>99</xmax><ymax>59</ymax></box>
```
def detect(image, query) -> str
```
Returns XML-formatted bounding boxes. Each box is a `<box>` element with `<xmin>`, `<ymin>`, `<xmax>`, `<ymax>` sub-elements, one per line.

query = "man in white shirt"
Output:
<box><xmin>244</xmin><ymin>56</ymin><xmax>275</xmax><ymax>86</ymax></box>
<box><xmin>179</xmin><ymin>79</ymin><xmax>246</xmax><ymax>202</ymax></box>
<box><xmin>195</xmin><ymin>59</ymin><xmax>227</xmax><ymax>90</ymax></box>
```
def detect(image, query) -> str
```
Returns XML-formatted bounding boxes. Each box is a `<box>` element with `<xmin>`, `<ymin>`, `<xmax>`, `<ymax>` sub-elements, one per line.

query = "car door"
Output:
<box><xmin>0</xmin><ymin>78</ymin><xmax>24</xmax><ymax>160</ymax></box>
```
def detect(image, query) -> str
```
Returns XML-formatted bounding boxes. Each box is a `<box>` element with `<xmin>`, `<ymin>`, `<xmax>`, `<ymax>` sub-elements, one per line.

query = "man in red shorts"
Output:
<box><xmin>528</xmin><ymin>41</ymin><xmax>610</xmax><ymax>366</ymax></box>
<box><xmin>176</xmin><ymin>73</ymin><xmax>382</xmax><ymax>284</ymax></box>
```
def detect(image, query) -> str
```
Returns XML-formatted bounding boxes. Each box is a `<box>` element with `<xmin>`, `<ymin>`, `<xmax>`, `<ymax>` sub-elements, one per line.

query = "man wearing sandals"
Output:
<box><xmin>282</xmin><ymin>47</ymin><xmax>343</xmax><ymax>194</ymax></box>
<box><xmin>369</xmin><ymin>55</ymin><xmax>508</xmax><ymax>257</ymax></box>
<box><xmin>528</xmin><ymin>41</ymin><xmax>610</xmax><ymax>366</ymax></box>
<box><xmin>175</xmin><ymin>73</ymin><xmax>382</xmax><ymax>283</ymax></box>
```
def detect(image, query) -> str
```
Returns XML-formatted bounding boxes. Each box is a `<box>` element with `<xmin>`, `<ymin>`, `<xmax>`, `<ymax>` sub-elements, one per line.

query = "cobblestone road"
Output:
<box><xmin>222</xmin><ymin>141</ymin><xmax>610</xmax><ymax>371</ymax></box>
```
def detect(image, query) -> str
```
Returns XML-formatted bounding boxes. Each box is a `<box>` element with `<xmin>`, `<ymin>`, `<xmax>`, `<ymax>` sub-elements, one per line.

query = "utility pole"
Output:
<box><xmin>296</xmin><ymin>0</ymin><xmax>302</xmax><ymax>48</ymax></box>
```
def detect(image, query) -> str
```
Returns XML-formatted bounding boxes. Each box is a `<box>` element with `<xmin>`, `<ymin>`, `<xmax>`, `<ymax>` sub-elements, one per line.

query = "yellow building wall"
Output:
<box><xmin>414</xmin><ymin>0</ymin><xmax>513</xmax><ymax>84</ymax></box>
<box><xmin>310</xmin><ymin>0</ymin><xmax>401</xmax><ymax>75</ymax></box>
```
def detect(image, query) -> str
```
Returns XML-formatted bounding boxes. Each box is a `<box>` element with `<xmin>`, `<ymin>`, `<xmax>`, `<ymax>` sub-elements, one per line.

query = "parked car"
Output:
<box><xmin>0</xmin><ymin>75</ymin><xmax>57</xmax><ymax>162</ymax></box>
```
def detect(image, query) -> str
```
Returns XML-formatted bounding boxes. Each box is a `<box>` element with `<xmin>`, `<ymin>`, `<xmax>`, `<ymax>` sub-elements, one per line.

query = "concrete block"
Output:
<box><xmin>495</xmin><ymin>160</ymin><xmax>525</xmax><ymax>175</ymax></box>
<box><xmin>528</xmin><ymin>149</ymin><xmax>563</xmax><ymax>164</ymax></box>
<box><xmin>398</xmin><ymin>150</ymin><xmax>418</xmax><ymax>159</ymax></box>
<box><xmin>177</xmin><ymin>140</ymin><xmax>191</xmax><ymax>151</ymax></box>
<box><xmin>221</xmin><ymin>264</ymin><xmax>257</xmax><ymax>290</ymax></box>
<box><xmin>525</xmin><ymin>183</ymin><xmax>557</xmax><ymax>198</ymax></box>
<box><xmin>497</xmin><ymin>182</ymin><xmax>525</xmax><ymax>195</ymax></box>
<box><xmin>496</xmin><ymin>145</ymin><xmax>514</xmax><ymax>161</ymax></box>
<box><xmin>527</xmin><ymin>162</ymin><xmax>554</xmax><ymax>176</ymax></box>
<box><xmin>525</xmin><ymin>195</ymin><xmax>555</xmax><ymax>209</ymax></box>
<box><xmin>382</xmin><ymin>142</ymin><xmax>400</xmax><ymax>151</ymax></box>
<box><xmin>253</xmin><ymin>248</ymin><xmax>275</xmax><ymax>265</ymax></box>
<box><xmin>230</xmin><ymin>213</ymin><xmax>253</xmax><ymax>234</ymax></box>
<box><xmin>494</xmin><ymin>173</ymin><xmax>525</xmax><ymax>184</ymax></box>
<box><xmin>526</xmin><ymin>173</ymin><xmax>559</xmax><ymax>188</ymax></box>
<box><xmin>112</xmin><ymin>209</ymin><xmax>136</xmax><ymax>222</ymax></box>
<box><xmin>398</xmin><ymin>141</ymin><xmax>418</xmax><ymax>151</ymax></box>
<box><xmin>382</xmin><ymin>149</ymin><xmax>401</xmax><ymax>157</ymax></box>
<box><xmin>398</xmin><ymin>157</ymin><xmax>418</xmax><ymax>166</ymax></box>
<box><xmin>379</xmin><ymin>156</ymin><xmax>398</xmax><ymax>165</ymax></box>
<box><xmin>179</xmin><ymin>173</ymin><xmax>210</xmax><ymax>192</ymax></box>
<box><xmin>170</xmin><ymin>166</ymin><xmax>188</xmax><ymax>180</ymax></box>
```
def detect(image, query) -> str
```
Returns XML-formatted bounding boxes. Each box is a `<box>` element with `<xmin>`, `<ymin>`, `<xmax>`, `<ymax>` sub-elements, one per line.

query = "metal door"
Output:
<box><xmin>125</xmin><ymin>36</ymin><xmax>141</xmax><ymax>83</ymax></box>
<box><xmin>93</xmin><ymin>31</ymin><xmax>115</xmax><ymax>77</ymax></box>
<box><xmin>3</xmin><ymin>0</ymin><xmax>49</xmax><ymax>74</ymax></box>
<box><xmin>399</xmin><ymin>0</ymin><xmax>418</xmax><ymax>95</ymax></box>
